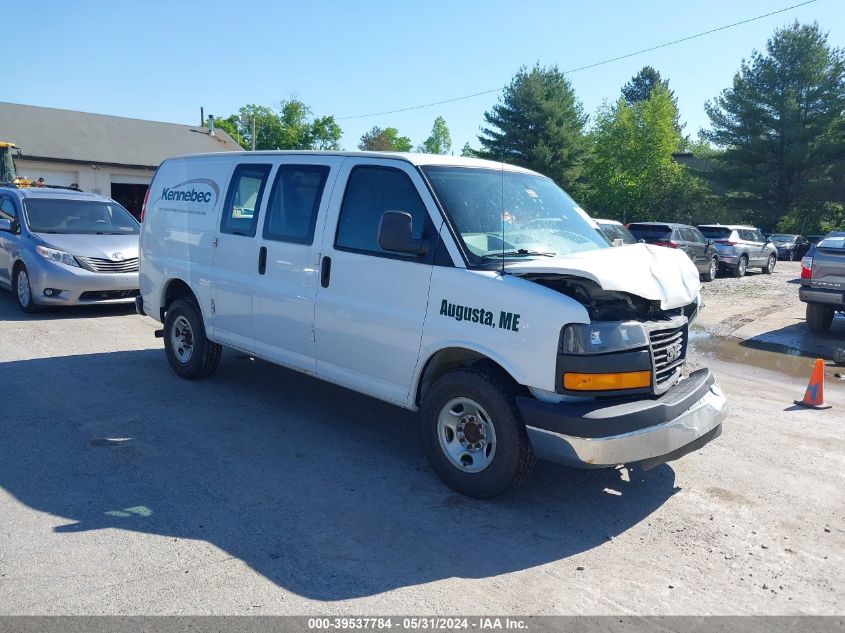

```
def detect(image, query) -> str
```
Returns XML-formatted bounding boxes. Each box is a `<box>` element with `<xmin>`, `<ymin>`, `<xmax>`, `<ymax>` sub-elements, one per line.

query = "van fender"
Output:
<box><xmin>409</xmin><ymin>339</ymin><xmax>528</xmax><ymax>409</ymax></box>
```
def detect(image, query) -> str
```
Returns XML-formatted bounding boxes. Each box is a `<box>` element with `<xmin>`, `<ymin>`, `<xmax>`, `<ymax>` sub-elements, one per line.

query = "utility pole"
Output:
<box><xmin>251</xmin><ymin>115</ymin><xmax>256</xmax><ymax>152</ymax></box>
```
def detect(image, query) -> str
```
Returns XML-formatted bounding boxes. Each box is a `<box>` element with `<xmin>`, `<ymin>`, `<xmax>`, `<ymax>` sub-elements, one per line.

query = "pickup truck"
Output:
<box><xmin>799</xmin><ymin>232</ymin><xmax>845</xmax><ymax>333</ymax></box>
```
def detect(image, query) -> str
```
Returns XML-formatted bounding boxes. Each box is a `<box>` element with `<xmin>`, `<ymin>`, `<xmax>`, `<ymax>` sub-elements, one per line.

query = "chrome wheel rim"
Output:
<box><xmin>16</xmin><ymin>270</ymin><xmax>30</xmax><ymax>306</ymax></box>
<box><xmin>170</xmin><ymin>315</ymin><xmax>194</xmax><ymax>363</ymax></box>
<box><xmin>437</xmin><ymin>397</ymin><xmax>497</xmax><ymax>473</ymax></box>
<box><xmin>768</xmin><ymin>255</ymin><xmax>776</xmax><ymax>273</ymax></box>
<box><xmin>739</xmin><ymin>258</ymin><xmax>747</xmax><ymax>275</ymax></box>
<box><xmin>709</xmin><ymin>258</ymin><xmax>717</xmax><ymax>278</ymax></box>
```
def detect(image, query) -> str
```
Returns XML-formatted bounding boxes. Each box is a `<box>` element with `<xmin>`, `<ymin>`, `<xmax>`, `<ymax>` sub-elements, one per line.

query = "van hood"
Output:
<box><xmin>33</xmin><ymin>233</ymin><xmax>140</xmax><ymax>260</ymax></box>
<box><xmin>505</xmin><ymin>244</ymin><xmax>700</xmax><ymax>309</ymax></box>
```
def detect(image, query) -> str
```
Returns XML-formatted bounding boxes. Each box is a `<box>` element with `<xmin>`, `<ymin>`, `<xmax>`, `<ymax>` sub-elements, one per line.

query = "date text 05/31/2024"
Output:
<box><xmin>307</xmin><ymin>617</ymin><xmax>528</xmax><ymax>630</ymax></box>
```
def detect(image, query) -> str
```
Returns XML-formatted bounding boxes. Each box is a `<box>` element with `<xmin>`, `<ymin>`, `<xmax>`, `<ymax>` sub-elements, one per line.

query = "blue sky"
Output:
<box><xmin>6</xmin><ymin>0</ymin><xmax>842</xmax><ymax>152</ymax></box>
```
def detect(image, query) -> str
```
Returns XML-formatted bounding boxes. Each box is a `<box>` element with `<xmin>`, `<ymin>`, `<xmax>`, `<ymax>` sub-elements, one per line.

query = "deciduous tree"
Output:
<box><xmin>358</xmin><ymin>126</ymin><xmax>413</xmax><ymax>152</ymax></box>
<box><xmin>419</xmin><ymin>116</ymin><xmax>452</xmax><ymax>154</ymax></box>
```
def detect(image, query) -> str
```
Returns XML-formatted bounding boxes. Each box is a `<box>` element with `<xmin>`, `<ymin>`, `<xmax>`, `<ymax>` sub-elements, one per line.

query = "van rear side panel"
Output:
<box><xmin>139</xmin><ymin>156</ymin><xmax>233</xmax><ymax>322</ymax></box>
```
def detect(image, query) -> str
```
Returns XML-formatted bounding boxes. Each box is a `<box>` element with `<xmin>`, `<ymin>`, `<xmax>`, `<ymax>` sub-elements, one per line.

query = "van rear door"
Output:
<box><xmin>252</xmin><ymin>156</ymin><xmax>344</xmax><ymax>372</ymax></box>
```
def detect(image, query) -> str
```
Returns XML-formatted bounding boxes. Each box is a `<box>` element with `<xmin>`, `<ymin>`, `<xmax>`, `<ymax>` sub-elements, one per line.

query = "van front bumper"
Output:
<box><xmin>517</xmin><ymin>368</ymin><xmax>727</xmax><ymax>469</ymax></box>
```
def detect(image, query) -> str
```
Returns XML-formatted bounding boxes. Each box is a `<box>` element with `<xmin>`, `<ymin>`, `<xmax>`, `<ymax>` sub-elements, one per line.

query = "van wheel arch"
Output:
<box><xmin>415</xmin><ymin>347</ymin><xmax>523</xmax><ymax>408</ymax></box>
<box><xmin>161</xmin><ymin>278</ymin><xmax>198</xmax><ymax>320</ymax></box>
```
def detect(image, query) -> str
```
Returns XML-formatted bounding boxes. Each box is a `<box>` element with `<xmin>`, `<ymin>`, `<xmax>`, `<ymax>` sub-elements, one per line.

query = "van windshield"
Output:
<box><xmin>421</xmin><ymin>166</ymin><xmax>607</xmax><ymax>265</ymax></box>
<box><xmin>24</xmin><ymin>198</ymin><xmax>140</xmax><ymax>235</ymax></box>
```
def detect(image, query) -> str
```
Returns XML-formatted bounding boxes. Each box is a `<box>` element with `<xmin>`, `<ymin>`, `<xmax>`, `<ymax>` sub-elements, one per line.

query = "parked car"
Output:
<box><xmin>0</xmin><ymin>184</ymin><xmax>140</xmax><ymax>312</ymax></box>
<box><xmin>137</xmin><ymin>151</ymin><xmax>726</xmax><ymax>498</ymax></box>
<box><xmin>595</xmin><ymin>219</ymin><xmax>636</xmax><ymax>246</ymax></box>
<box><xmin>799</xmin><ymin>231</ymin><xmax>845</xmax><ymax>333</ymax></box>
<box><xmin>770</xmin><ymin>233</ymin><xmax>811</xmax><ymax>261</ymax></box>
<box><xmin>697</xmin><ymin>224</ymin><xmax>777</xmax><ymax>277</ymax></box>
<box><xmin>806</xmin><ymin>235</ymin><xmax>824</xmax><ymax>245</ymax></box>
<box><xmin>627</xmin><ymin>222</ymin><xmax>720</xmax><ymax>281</ymax></box>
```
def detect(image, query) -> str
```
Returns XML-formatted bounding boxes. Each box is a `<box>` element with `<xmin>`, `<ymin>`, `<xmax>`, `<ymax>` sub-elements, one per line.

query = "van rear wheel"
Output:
<box><xmin>164</xmin><ymin>298</ymin><xmax>222</xmax><ymax>379</ymax></box>
<box><xmin>420</xmin><ymin>365</ymin><xmax>535</xmax><ymax>498</ymax></box>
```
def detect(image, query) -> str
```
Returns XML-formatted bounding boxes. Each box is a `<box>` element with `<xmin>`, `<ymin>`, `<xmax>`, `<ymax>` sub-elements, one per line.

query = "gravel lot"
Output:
<box><xmin>0</xmin><ymin>269</ymin><xmax>842</xmax><ymax>615</ymax></box>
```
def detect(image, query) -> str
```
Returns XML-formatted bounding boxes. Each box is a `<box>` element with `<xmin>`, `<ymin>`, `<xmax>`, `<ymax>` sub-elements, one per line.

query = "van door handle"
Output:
<box><xmin>258</xmin><ymin>246</ymin><xmax>267</xmax><ymax>275</ymax></box>
<box><xmin>321</xmin><ymin>256</ymin><xmax>331</xmax><ymax>288</ymax></box>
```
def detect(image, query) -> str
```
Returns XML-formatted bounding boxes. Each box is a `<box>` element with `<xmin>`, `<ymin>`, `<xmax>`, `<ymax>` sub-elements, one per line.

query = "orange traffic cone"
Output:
<box><xmin>794</xmin><ymin>358</ymin><xmax>832</xmax><ymax>409</ymax></box>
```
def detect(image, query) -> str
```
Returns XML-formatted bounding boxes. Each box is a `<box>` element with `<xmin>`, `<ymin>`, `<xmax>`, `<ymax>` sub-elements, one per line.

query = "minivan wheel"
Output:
<box><xmin>763</xmin><ymin>254</ymin><xmax>776</xmax><ymax>274</ymax></box>
<box><xmin>806</xmin><ymin>303</ymin><xmax>834</xmax><ymax>333</ymax></box>
<box><xmin>702</xmin><ymin>256</ymin><xmax>718</xmax><ymax>282</ymax></box>
<box><xmin>420</xmin><ymin>365</ymin><xmax>536</xmax><ymax>498</ymax></box>
<box><xmin>163</xmin><ymin>298</ymin><xmax>222</xmax><ymax>379</ymax></box>
<box><xmin>732</xmin><ymin>255</ymin><xmax>748</xmax><ymax>278</ymax></box>
<box><xmin>13</xmin><ymin>265</ymin><xmax>38</xmax><ymax>313</ymax></box>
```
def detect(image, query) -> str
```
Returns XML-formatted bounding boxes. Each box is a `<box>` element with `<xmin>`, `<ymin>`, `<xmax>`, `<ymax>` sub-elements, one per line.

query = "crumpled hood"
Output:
<box><xmin>33</xmin><ymin>233</ymin><xmax>139</xmax><ymax>260</ymax></box>
<box><xmin>506</xmin><ymin>244</ymin><xmax>700</xmax><ymax>309</ymax></box>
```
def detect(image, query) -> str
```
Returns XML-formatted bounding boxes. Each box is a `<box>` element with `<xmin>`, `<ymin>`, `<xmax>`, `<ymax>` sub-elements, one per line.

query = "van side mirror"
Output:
<box><xmin>378</xmin><ymin>211</ymin><xmax>428</xmax><ymax>256</ymax></box>
<box><xmin>0</xmin><ymin>219</ymin><xmax>11</xmax><ymax>232</ymax></box>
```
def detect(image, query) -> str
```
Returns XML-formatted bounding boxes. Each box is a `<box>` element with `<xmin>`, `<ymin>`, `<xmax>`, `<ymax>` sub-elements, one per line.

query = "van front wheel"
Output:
<box><xmin>420</xmin><ymin>365</ymin><xmax>536</xmax><ymax>498</ymax></box>
<box><xmin>164</xmin><ymin>298</ymin><xmax>222</xmax><ymax>379</ymax></box>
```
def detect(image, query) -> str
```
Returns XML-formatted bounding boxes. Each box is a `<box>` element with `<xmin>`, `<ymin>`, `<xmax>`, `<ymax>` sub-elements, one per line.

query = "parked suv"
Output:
<box><xmin>595</xmin><ymin>219</ymin><xmax>636</xmax><ymax>246</ymax></box>
<box><xmin>697</xmin><ymin>225</ymin><xmax>777</xmax><ymax>277</ymax></box>
<box><xmin>0</xmin><ymin>184</ymin><xmax>140</xmax><ymax>312</ymax></box>
<box><xmin>137</xmin><ymin>151</ymin><xmax>726</xmax><ymax>498</ymax></box>
<box><xmin>627</xmin><ymin>222</ymin><xmax>720</xmax><ymax>281</ymax></box>
<box><xmin>799</xmin><ymin>232</ymin><xmax>845</xmax><ymax>333</ymax></box>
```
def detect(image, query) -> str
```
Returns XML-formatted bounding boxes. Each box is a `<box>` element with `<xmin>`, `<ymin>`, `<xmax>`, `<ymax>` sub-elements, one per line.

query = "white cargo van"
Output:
<box><xmin>137</xmin><ymin>151</ymin><xmax>727</xmax><ymax>497</ymax></box>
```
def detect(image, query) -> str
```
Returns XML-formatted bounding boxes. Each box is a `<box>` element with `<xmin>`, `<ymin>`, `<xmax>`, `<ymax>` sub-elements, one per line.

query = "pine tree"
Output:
<box><xmin>478</xmin><ymin>64</ymin><xmax>590</xmax><ymax>191</ymax></box>
<box><xmin>703</xmin><ymin>22</ymin><xmax>845</xmax><ymax>230</ymax></box>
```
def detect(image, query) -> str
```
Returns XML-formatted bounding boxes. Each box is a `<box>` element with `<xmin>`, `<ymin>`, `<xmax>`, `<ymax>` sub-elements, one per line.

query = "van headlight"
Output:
<box><xmin>560</xmin><ymin>322</ymin><xmax>648</xmax><ymax>355</ymax></box>
<box><xmin>35</xmin><ymin>245</ymin><xmax>80</xmax><ymax>268</ymax></box>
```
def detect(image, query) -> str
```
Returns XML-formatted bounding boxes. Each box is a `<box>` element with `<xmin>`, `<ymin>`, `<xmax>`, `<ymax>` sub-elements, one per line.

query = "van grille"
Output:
<box><xmin>649</xmin><ymin>325</ymin><xmax>688</xmax><ymax>392</ymax></box>
<box><xmin>77</xmin><ymin>256</ymin><xmax>139</xmax><ymax>273</ymax></box>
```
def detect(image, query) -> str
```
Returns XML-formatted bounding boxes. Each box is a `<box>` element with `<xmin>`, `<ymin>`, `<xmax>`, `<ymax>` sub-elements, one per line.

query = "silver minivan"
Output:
<box><xmin>0</xmin><ymin>185</ymin><xmax>140</xmax><ymax>312</ymax></box>
<box><xmin>698</xmin><ymin>224</ymin><xmax>777</xmax><ymax>277</ymax></box>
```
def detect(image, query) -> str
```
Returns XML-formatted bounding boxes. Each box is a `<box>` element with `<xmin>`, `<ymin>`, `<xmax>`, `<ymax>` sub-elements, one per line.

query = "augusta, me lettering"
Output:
<box><xmin>439</xmin><ymin>299</ymin><xmax>520</xmax><ymax>331</ymax></box>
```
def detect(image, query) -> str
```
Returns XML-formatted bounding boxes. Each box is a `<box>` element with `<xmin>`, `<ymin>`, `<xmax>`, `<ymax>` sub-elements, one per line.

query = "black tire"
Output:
<box><xmin>731</xmin><ymin>255</ymin><xmax>748</xmax><ymax>278</ymax></box>
<box><xmin>806</xmin><ymin>303</ymin><xmax>834</xmax><ymax>333</ymax></box>
<box><xmin>701</xmin><ymin>256</ymin><xmax>718</xmax><ymax>282</ymax></box>
<box><xmin>789</xmin><ymin>250</ymin><xmax>796</xmax><ymax>262</ymax></box>
<box><xmin>762</xmin><ymin>254</ymin><xmax>776</xmax><ymax>274</ymax></box>
<box><xmin>13</xmin><ymin>265</ymin><xmax>38</xmax><ymax>313</ymax></box>
<box><xmin>163</xmin><ymin>297</ymin><xmax>222</xmax><ymax>379</ymax></box>
<box><xmin>420</xmin><ymin>365</ymin><xmax>536</xmax><ymax>498</ymax></box>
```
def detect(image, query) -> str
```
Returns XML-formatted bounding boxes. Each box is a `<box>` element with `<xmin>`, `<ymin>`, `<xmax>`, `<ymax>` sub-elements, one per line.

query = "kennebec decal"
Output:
<box><xmin>158</xmin><ymin>178</ymin><xmax>220</xmax><ymax>216</ymax></box>
<box><xmin>439</xmin><ymin>299</ymin><xmax>521</xmax><ymax>332</ymax></box>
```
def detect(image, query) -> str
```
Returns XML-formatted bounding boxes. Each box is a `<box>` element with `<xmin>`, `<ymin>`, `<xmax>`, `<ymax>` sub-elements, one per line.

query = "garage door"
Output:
<box><xmin>16</xmin><ymin>166</ymin><xmax>78</xmax><ymax>188</ymax></box>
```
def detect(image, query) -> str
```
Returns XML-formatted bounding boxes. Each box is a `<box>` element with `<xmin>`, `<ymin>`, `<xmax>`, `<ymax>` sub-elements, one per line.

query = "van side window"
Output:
<box><xmin>263</xmin><ymin>165</ymin><xmax>330</xmax><ymax>245</ymax></box>
<box><xmin>335</xmin><ymin>166</ymin><xmax>428</xmax><ymax>255</ymax></box>
<box><xmin>221</xmin><ymin>164</ymin><xmax>271</xmax><ymax>237</ymax></box>
<box><xmin>0</xmin><ymin>197</ymin><xmax>17</xmax><ymax>221</ymax></box>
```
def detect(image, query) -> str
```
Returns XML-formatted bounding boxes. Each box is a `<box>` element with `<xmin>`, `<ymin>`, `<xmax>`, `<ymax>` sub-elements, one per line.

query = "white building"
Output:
<box><xmin>0</xmin><ymin>102</ymin><xmax>240</xmax><ymax>218</ymax></box>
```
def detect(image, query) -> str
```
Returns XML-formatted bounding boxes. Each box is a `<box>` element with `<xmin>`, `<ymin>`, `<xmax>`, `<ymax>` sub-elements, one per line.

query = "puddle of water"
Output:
<box><xmin>689</xmin><ymin>326</ymin><xmax>831</xmax><ymax>380</ymax></box>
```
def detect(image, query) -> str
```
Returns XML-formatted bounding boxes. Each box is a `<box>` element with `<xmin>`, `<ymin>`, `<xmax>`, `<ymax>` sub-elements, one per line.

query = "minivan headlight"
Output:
<box><xmin>560</xmin><ymin>322</ymin><xmax>648</xmax><ymax>355</ymax></box>
<box><xmin>35</xmin><ymin>245</ymin><xmax>80</xmax><ymax>267</ymax></box>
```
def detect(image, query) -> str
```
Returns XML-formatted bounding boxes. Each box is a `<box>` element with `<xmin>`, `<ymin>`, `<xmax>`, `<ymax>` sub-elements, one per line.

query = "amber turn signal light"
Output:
<box><xmin>563</xmin><ymin>370</ymin><xmax>651</xmax><ymax>391</ymax></box>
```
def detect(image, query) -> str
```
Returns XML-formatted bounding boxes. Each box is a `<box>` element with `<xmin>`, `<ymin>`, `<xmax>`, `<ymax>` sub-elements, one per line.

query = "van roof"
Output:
<box><xmin>162</xmin><ymin>150</ymin><xmax>539</xmax><ymax>174</ymax></box>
